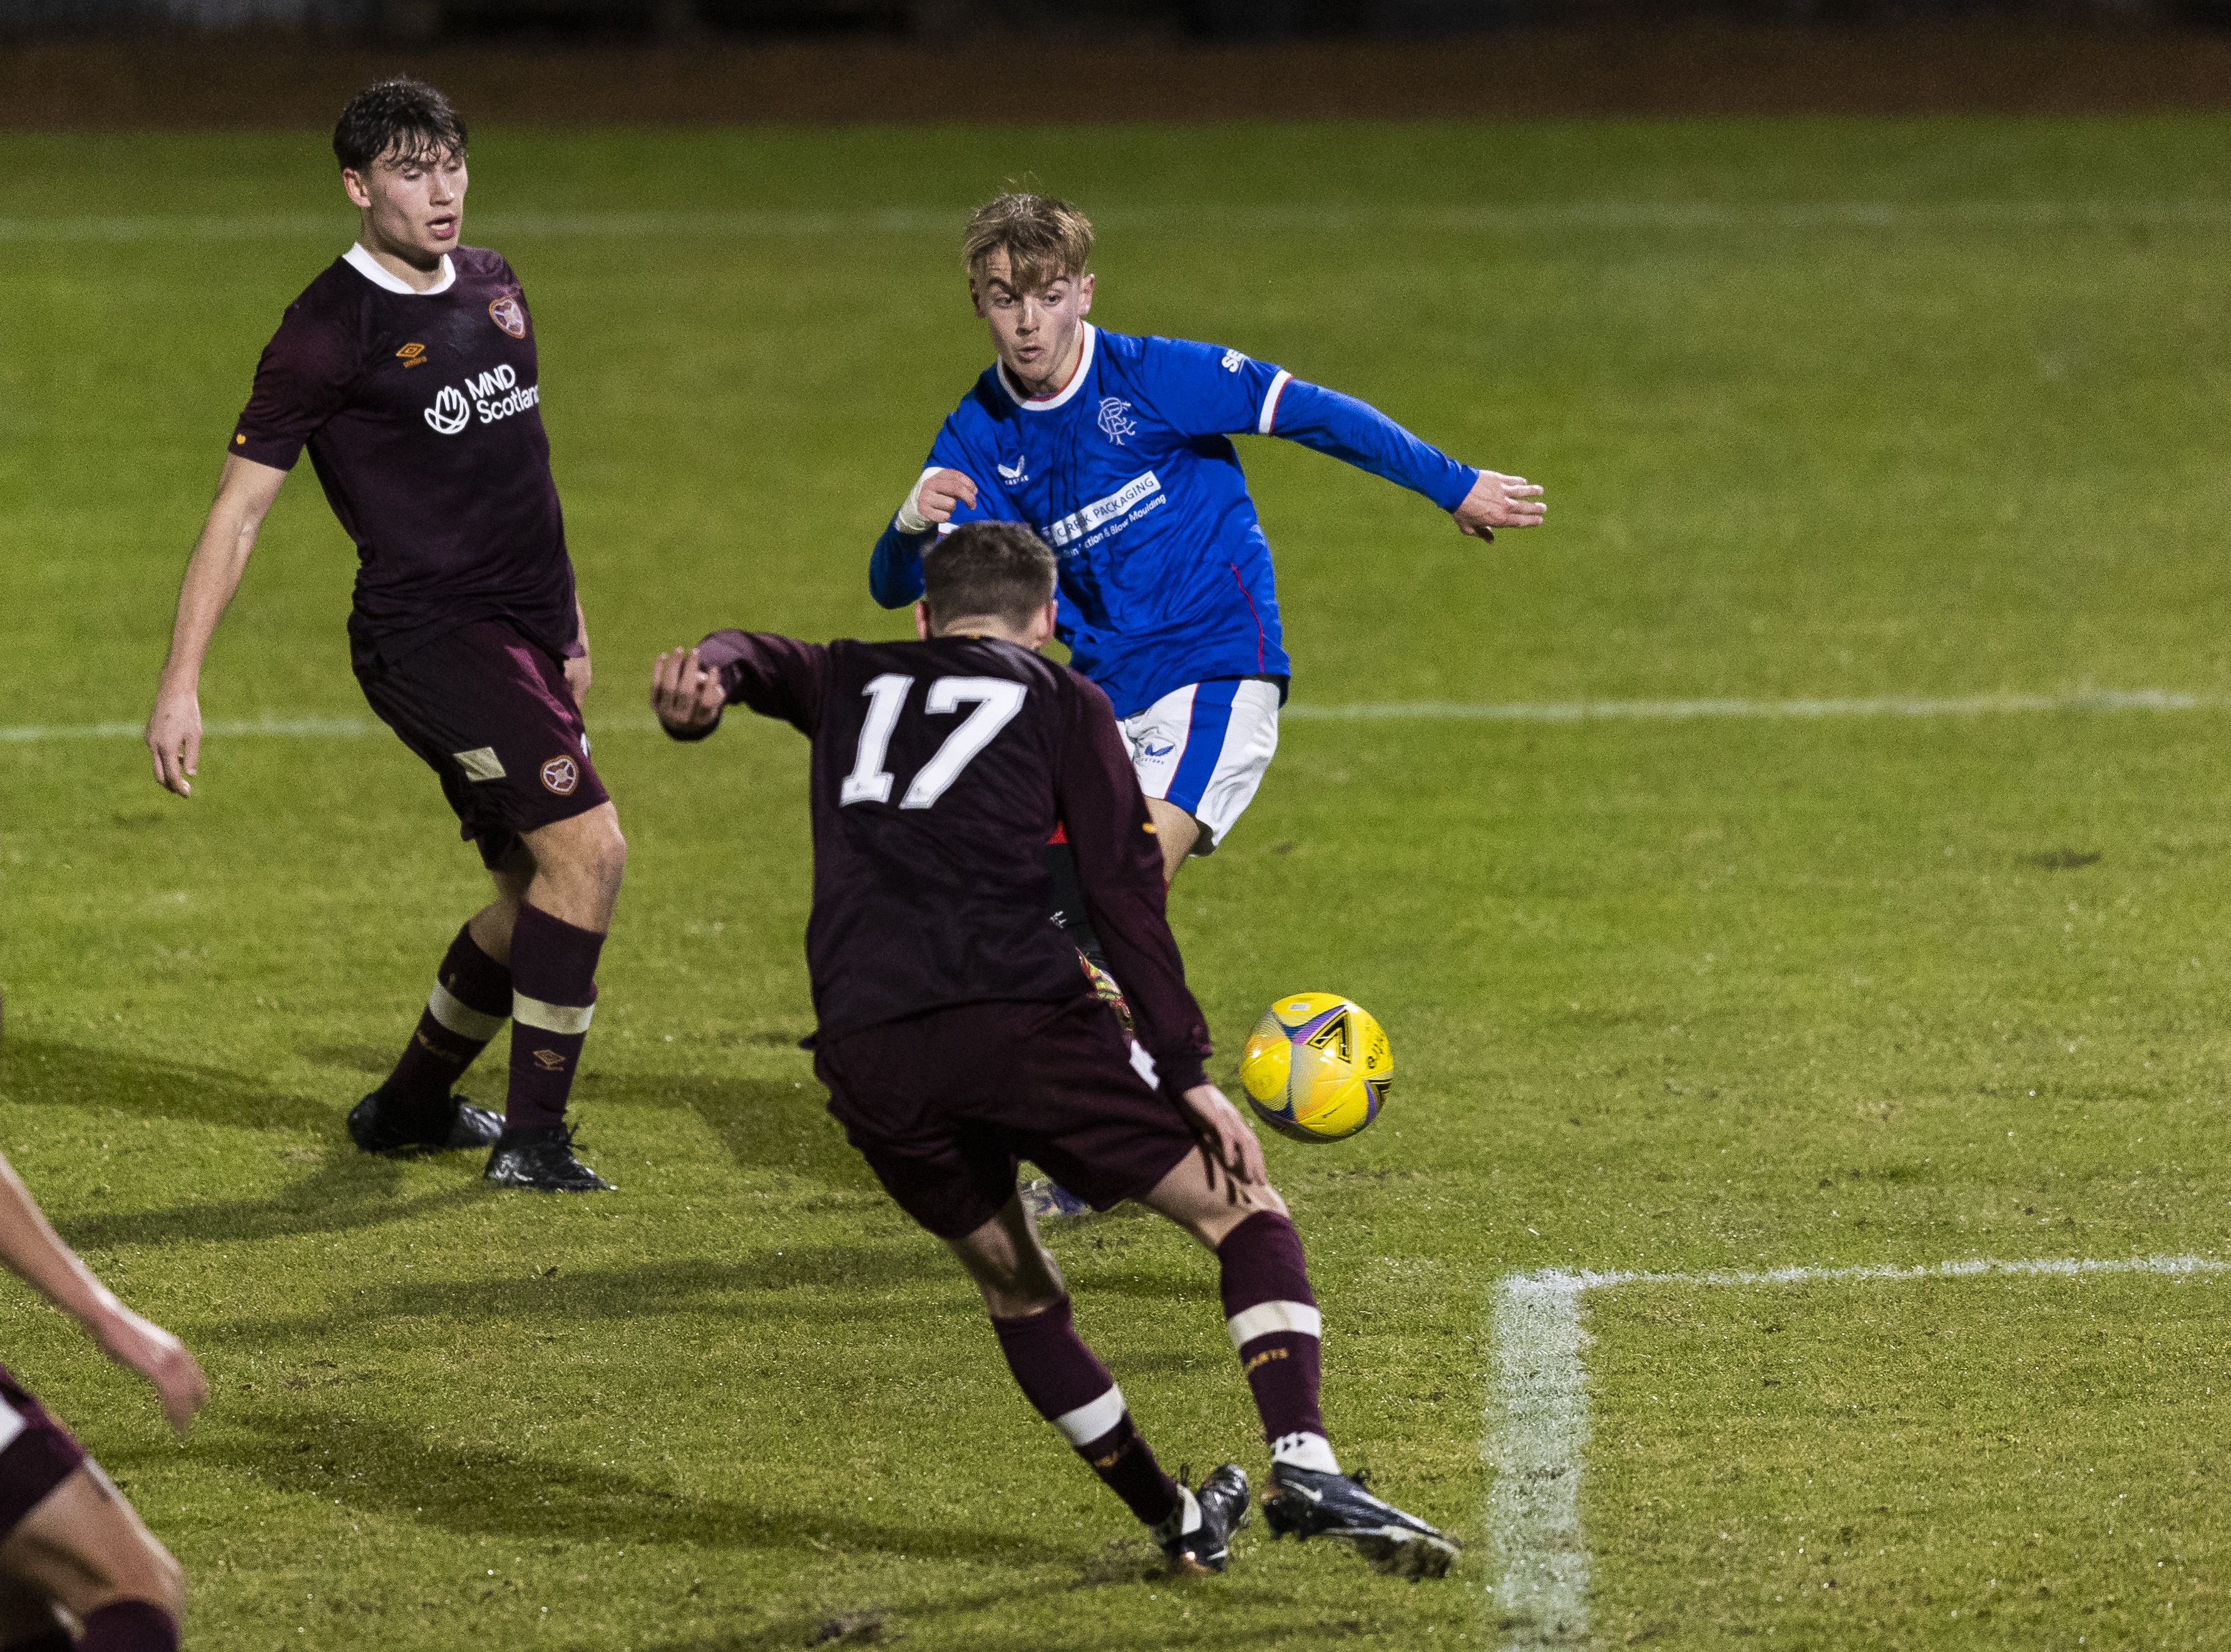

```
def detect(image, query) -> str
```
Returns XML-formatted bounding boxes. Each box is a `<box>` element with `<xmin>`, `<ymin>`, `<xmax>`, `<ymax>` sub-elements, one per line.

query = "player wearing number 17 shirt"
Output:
<box><xmin>651</xmin><ymin>522</ymin><xmax>1458</xmax><ymax>1578</ymax></box>
<box><xmin>869</xmin><ymin>192</ymin><xmax>1547</xmax><ymax>896</ymax></box>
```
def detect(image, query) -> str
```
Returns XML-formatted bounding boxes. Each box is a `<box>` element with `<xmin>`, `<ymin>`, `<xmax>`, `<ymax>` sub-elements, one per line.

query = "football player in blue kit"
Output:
<box><xmin>869</xmin><ymin>192</ymin><xmax>1545</xmax><ymax>1219</ymax></box>
<box><xmin>869</xmin><ymin>191</ymin><xmax>1547</xmax><ymax>891</ymax></box>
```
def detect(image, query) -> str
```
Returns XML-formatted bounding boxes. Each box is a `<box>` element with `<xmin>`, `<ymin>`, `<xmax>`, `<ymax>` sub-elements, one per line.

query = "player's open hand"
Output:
<box><xmin>650</xmin><ymin>647</ymin><xmax>727</xmax><ymax>732</ymax></box>
<box><xmin>1452</xmin><ymin>469</ymin><xmax>1547</xmax><ymax>541</ymax></box>
<box><xmin>91</xmin><ymin>1303</ymin><xmax>208</xmax><ymax>1437</ymax></box>
<box><xmin>144</xmin><ymin>689</ymin><xmax>202</xmax><ymax>798</ymax></box>
<box><xmin>1179</xmin><ymin>1082</ymin><xmax>1268</xmax><ymax>1195</ymax></box>
<box><xmin>915</xmin><ymin>468</ymin><xmax>978</xmax><ymax>526</ymax></box>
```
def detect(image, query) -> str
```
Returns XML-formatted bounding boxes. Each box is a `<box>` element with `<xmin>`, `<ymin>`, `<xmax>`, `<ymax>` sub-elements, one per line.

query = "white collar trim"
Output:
<box><xmin>346</xmin><ymin>242</ymin><xmax>456</xmax><ymax>296</ymax></box>
<box><xmin>998</xmin><ymin>323</ymin><xmax>1096</xmax><ymax>412</ymax></box>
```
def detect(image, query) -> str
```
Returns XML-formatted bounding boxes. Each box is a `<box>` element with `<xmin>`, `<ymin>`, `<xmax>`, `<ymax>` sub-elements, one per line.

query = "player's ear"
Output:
<box><xmin>1077</xmin><ymin>272</ymin><xmax>1094</xmax><ymax>316</ymax></box>
<box><xmin>341</xmin><ymin>167</ymin><xmax>372</xmax><ymax>211</ymax></box>
<box><xmin>1029</xmin><ymin>600</ymin><xmax>1057</xmax><ymax>650</ymax></box>
<box><xmin>913</xmin><ymin>601</ymin><xmax>935</xmax><ymax>641</ymax></box>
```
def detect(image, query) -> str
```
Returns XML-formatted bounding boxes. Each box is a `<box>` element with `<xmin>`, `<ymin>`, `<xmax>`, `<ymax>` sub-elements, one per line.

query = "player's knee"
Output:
<box><xmin>130</xmin><ymin>1537</ymin><xmax>185</xmax><ymax>1623</ymax></box>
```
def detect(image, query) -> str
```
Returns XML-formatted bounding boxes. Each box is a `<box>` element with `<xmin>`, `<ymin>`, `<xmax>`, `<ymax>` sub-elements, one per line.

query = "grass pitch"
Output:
<box><xmin>7</xmin><ymin>116</ymin><xmax>2231</xmax><ymax>1648</ymax></box>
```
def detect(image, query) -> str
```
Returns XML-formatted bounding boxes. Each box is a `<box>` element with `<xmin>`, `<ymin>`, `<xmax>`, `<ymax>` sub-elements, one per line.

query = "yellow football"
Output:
<box><xmin>1239</xmin><ymin>992</ymin><xmax>1392</xmax><ymax>1144</ymax></box>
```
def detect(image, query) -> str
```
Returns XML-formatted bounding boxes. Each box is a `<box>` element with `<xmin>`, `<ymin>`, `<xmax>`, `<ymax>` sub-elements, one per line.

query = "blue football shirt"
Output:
<box><xmin>871</xmin><ymin>324</ymin><xmax>1477</xmax><ymax>719</ymax></box>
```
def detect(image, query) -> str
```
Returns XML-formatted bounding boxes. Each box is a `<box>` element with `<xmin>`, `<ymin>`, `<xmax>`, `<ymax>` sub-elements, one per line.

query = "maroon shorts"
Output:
<box><xmin>356</xmin><ymin>619</ymin><xmax>611</xmax><ymax>869</ymax></box>
<box><xmin>0</xmin><ymin>1365</ymin><xmax>86</xmax><ymax>1539</ymax></box>
<box><xmin>816</xmin><ymin>995</ymin><xmax>1201</xmax><ymax>1241</ymax></box>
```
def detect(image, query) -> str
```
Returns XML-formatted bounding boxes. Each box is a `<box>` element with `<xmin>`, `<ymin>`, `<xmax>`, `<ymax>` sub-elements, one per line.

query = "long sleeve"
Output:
<box><xmin>869</xmin><ymin>520</ymin><xmax>932</xmax><ymax>609</ymax></box>
<box><xmin>660</xmin><ymin>628</ymin><xmax>830</xmax><ymax>740</ymax></box>
<box><xmin>1052</xmin><ymin>673</ymin><xmax>1211</xmax><ymax>1093</ymax></box>
<box><xmin>1266</xmin><ymin>377</ymin><xmax>1479</xmax><ymax>512</ymax></box>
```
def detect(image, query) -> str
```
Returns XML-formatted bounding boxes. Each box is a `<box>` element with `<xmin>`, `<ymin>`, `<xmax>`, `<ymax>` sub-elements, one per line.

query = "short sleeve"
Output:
<box><xmin>1134</xmin><ymin>336</ymin><xmax>1290</xmax><ymax>441</ymax></box>
<box><xmin>229</xmin><ymin>304</ymin><xmax>359</xmax><ymax>471</ymax></box>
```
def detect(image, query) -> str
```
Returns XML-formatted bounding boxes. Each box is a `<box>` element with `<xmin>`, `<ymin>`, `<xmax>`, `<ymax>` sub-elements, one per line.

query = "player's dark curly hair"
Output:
<box><xmin>922</xmin><ymin>523</ymin><xmax>1058</xmax><ymax>632</ymax></box>
<box><xmin>332</xmin><ymin>78</ymin><xmax>468</xmax><ymax>174</ymax></box>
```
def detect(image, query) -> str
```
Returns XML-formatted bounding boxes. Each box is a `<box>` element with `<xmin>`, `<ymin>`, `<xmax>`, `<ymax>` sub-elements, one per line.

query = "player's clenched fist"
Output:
<box><xmin>650</xmin><ymin>646</ymin><xmax>727</xmax><ymax>732</ymax></box>
<box><xmin>897</xmin><ymin>468</ymin><xmax>979</xmax><ymax>532</ymax></box>
<box><xmin>1451</xmin><ymin>469</ymin><xmax>1547</xmax><ymax>541</ymax></box>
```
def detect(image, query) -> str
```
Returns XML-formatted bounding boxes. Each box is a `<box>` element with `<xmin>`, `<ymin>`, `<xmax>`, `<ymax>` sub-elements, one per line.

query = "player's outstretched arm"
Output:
<box><xmin>0</xmin><ymin>1147</ymin><xmax>207</xmax><ymax>1435</ymax></box>
<box><xmin>1263</xmin><ymin>376</ymin><xmax>1545</xmax><ymax>541</ymax></box>
<box><xmin>145</xmin><ymin>453</ymin><xmax>289</xmax><ymax>798</ymax></box>
<box><xmin>650</xmin><ymin>645</ymin><xmax>729</xmax><ymax>737</ymax></box>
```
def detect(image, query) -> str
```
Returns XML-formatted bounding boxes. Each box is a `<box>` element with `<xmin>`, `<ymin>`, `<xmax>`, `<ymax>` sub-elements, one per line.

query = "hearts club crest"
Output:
<box><xmin>488</xmin><ymin>295</ymin><xmax>527</xmax><ymax>339</ymax></box>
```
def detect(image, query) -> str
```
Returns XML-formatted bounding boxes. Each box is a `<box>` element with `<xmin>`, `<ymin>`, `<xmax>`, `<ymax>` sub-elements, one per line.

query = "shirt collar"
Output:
<box><xmin>997</xmin><ymin>323</ymin><xmax>1096</xmax><ymax>412</ymax></box>
<box><xmin>345</xmin><ymin>242</ymin><xmax>457</xmax><ymax>296</ymax></box>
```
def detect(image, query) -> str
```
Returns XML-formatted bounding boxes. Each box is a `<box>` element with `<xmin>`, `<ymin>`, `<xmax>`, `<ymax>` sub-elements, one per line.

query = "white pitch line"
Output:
<box><xmin>1485</xmin><ymin>1251</ymin><xmax>2231</xmax><ymax>1650</ymax></box>
<box><xmin>0</xmin><ymin>714</ymin><xmax>667</xmax><ymax>744</ymax></box>
<box><xmin>1285</xmin><ymin>687</ymin><xmax>2224</xmax><ymax>723</ymax></box>
<box><xmin>10</xmin><ymin>198</ymin><xmax>2231</xmax><ymax>246</ymax></box>
<box><xmin>6</xmin><ymin>689</ymin><xmax>2221</xmax><ymax>746</ymax></box>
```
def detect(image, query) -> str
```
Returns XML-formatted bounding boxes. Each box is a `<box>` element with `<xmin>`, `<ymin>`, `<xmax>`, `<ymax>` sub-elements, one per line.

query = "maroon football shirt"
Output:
<box><xmin>230</xmin><ymin>245</ymin><xmax>576</xmax><ymax>670</ymax></box>
<box><xmin>679</xmin><ymin>630</ymin><xmax>1213</xmax><ymax>1094</ymax></box>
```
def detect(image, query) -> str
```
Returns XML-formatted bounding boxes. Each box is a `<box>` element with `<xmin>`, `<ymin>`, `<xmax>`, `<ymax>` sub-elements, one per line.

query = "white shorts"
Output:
<box><xmin>1117</xmin><ymin>678</ymin><xmax>1281</xmax><ymax>854</ymax></box>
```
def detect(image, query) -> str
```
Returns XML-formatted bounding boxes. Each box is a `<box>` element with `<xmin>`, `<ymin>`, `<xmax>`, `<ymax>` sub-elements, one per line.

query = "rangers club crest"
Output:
<box><xmin>540</xmin><ymin>756</ymin><xmax>579</xmax><ymax>796</ymax></box>
<box><xmin>488</xmin><ymin>295</ymin><xmax>528</xmax><ymax>339</ymax></box>
<box><xmin>1096</xmin><ymin>396</ymin><xmax>1137</xmax><ymax>446</ymax></box>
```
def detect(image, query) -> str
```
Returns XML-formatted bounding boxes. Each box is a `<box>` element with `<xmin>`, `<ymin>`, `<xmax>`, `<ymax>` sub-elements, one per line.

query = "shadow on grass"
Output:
<box><xmin>0</xmin><ymin>1038</ymin><xmax>496</xmax><ymax>1248</ymax></box>
<box><xmin>215</xmin><ymin>1248</ymin><xmax>960</xmax><ymax>1343</ymax></box>
<box><xmin>56</xmin><ymin>1151</ymin><xmax>490</xmax><ymax>1252</ymax></box>
<box><xmin>207</xmin><ymin>1402</ymin><xmax>1070</xmax><ymax>1566</ymax></box>
<box><xmin>0</xmin><ymin>1037</ymin><xmax>334</xmax><ymax>1133</ymax></box>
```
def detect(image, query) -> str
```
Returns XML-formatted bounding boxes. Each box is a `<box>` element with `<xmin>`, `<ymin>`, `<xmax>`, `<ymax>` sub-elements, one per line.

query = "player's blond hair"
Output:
<box><xmin>923</xmin><ymin>523</ymin><xmax>1057</xmax><ymax>632</ymax></box>
<box><xmin>963</xmin><ymin>193</ymin><xmax>1094</xmax><ymax>295</ymax></box>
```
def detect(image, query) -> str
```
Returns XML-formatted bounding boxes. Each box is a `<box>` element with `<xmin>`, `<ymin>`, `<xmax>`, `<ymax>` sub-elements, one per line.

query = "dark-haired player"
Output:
<box><xmin>143</xmin><ymin>79</ymin><xmax>618</xmax><ymax>1191</ymax></box>
<box><xmin>650</xmin><ymin>523</ymin><xmax>1457</xmax><ymax>1577</ymax></box>
<box><xmin>0</xmin><ymin>995</ymin><xmax>207</xmax><ymax>1652</ymax></box>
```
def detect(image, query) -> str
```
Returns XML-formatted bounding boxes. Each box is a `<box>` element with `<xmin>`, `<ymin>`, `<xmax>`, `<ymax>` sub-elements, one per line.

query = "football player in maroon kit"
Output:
<box><xmin>649</xmin><ymin>523</ymin><xmax>1457</xmax><ymax>1578</ymax></box>
<box><xmin>143</xmin><ymin>80</ymin><xmax>619</xmax><ymax>1192</ymax></box>
<box><xmin>0</xmin><ymin>997</ymin><xmax>206</xmax><ymax>1652</ymax></box>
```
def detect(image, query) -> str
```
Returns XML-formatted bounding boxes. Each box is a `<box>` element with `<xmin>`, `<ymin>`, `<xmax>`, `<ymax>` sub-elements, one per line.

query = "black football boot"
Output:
<box><xmin>1154</xmin><ymin>1463</ymin><xmax>1251</xmax><ymax>1575</ymax></box>
<box><xmin>483</xmin><ymin>1122</ymin><xmax>615</xmax><ymax>1192</ymax></box>
<box><xmin>348</xmin><ymin>1086</ymin><xmax>503</xmax><ymax>1154</ymax></box>
<box><xmin>1261</xmin><ymin>1462</ymin><xmax>1459</xmax><ymax>1579</ymax></box>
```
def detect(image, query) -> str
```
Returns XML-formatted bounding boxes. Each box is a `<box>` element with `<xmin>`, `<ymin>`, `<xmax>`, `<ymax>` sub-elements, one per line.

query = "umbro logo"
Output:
<box><xmin>396</xmin><ymin>341</ymin><xmax>429</xmax><ymax>367</ymax></box>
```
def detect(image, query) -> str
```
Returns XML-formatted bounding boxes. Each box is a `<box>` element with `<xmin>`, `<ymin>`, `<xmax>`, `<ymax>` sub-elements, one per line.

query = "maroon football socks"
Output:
<box><xmin>1218</xmin><ymin>1209</ymin><xmax>1340</xmax><ymax>1474</ymax></box>
<box><xmin>78</xmin><ymin>1601</ymin><xmax>178</xmax><ymax>1652</ymax></box>
<box><xmin>503</xmin><ymin>902</ymin><xmax>604</xmax><ymax>1131</ymax></box>
<box><xmin>990</xmin><ymin>1296</ymin><xmax>1181</xmax><ymax>1528</ymax></box>
<box><xmin>382</xmin><ymin>923</ymin><xmax>513</xmax><ymax>1126</ymax></box>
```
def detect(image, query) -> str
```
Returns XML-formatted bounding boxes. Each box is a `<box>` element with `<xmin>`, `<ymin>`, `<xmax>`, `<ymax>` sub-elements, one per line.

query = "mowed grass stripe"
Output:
<box><xmin>13</xmin><ymin>197</ymin><xmax>2231</xmax><ymax>244</ymax></box>
<box><xmin>12</xmin><ymin>687</ymin><xmax>2224</xmax><ymax>744</ymax></box>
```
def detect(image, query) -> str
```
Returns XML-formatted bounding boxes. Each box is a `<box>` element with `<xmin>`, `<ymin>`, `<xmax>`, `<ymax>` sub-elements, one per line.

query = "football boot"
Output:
<box><xmin>1261</xmin><ymin>1462</ymin><xmax>1459</xmax><ymax>1579</ymax></box>
<box><xmin>483</xmin><ymin>1123</ymin><xmax>615</xmax><ymax>1193</ymax></box>
<box><xmin>348</xmin><ymin>1086</ymin><xmax>503</xmax><ymax>1154</ymax></box>
<box><xmin>1018</xmin><ymin>1176</ymin><xmax>1091</xmax><ymax>1221</ymax></box>
<box><xmin>1155</xmin><ymin>1463</ymin><xmax>1251</xmax><ymax>1575</ymax></box>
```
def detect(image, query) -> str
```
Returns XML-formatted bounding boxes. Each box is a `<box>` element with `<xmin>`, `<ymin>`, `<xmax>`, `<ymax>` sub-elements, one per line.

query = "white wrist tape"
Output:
<box><xmin>894</xmin><ymin>466</ymin><xmax>944</xmax><ymax>535</ymax></box>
